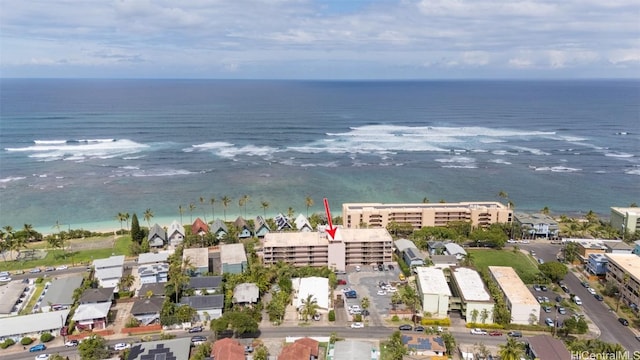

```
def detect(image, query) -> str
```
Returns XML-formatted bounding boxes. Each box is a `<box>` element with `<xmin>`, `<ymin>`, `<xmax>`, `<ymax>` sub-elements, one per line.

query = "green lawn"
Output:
<box><xmin>0</xmin><ymin>236</ymin><xmax>132</xmax><ymax>272</ymax></box>
<box><xmin>469</xmin><ymin>249</ymin><xmax>541</xmax><ymax>284</ymax></box>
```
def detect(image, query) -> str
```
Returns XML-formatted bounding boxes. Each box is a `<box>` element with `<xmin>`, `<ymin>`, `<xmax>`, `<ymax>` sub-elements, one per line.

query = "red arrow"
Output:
<box><xmin>323</xmin><ymin>198</ymin><xmax>337</xmax><ymax>240</ymax></box>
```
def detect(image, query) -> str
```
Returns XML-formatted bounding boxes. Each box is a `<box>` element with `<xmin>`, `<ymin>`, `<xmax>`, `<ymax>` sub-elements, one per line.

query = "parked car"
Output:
<box><xmin>414</xmin><ymin>326</ymin><xmax>425</xmax><ymax>332</ymax></box>
<box><xmin>594</xmin><ymin>294</ymin><xmax>604</xmax><ymax>301</ymax></box>
<box><xmin>55</xmin><ymin>265</ymin><xmax>68</xmax><ymax>270</ymax></box>
<box><xmin>29</xmin><ymin>344</ymin><xmax>47</xmax><ymax>352</ymax></box>
<box><xmin>537</xmin><ymin>258</ymin><xmax>545</xmax><ymax>264</ymax></box>
<box><xmin>190</xmin><ymin>336</ymin><xmax>206</xmax><ymax>345</ymax></box>
<box><xmin>507</xmin><ymin>331</ymin><xmax>522</xmax><ymax>338</ymax></box>
<box><xmin>30</xmin><ymin>268</ymin><xmax>42</xmax><ymax>273</ymax></box>
<box><xmin>399</xmin><ymin>324</ymin><xmax>413</xmax><ymax>331</ymax></box>
<box><xmin>350</xmin><ymin>322</ymin><xmax>364</xmax><ymax>328</ymax></box>
<box><xmin>188</xmin><ymin>326</ymin><xmax>203</xmax><ymax>333</ymax></box>
<box><xmin>574</xmin><ymin>296</ymin><xmax>583</xmax><ymax>305</ymax></box>
<box><xmin>64</xmin><ymin>340</ymin><xmax>79</xmax><ymax>347</ymax></box>
<box><xmin>540</xmin><ymin>285</ymin><xmax>548</xmax><ymax>291</ymax></box>
<box><xmin>558</xmin><ymin>307</ymin><xmax>567</xmax><ymax>315</ymax></box>
<box><xmin>0</xmin><ymin>276</ymin><xmax>11</xmax><ymax>282</ymax></box>
<box><xmin>44</xmin><ymin>267</ymin><xmax>55</xmax><ymax>272</ymax></box>
<box><xmin>555</xmin><ymin>295</ymin><xmax>563</xmax><ymax>302</ymax></box>
<box><xmin>587</xmin><ymin>287</ymin><xmax>596</xmax><ymax>295</ymax></box>
<box><xmin>372</xmin><ymin>264</ymin><xmax>378</xmax><ymax>271</ymax></box>
<box><xmin>378</xmin><ymin>264</ymin><xmax>384</xmax><ymax>272</ymax></box>
<box><xmin>533</xmin><ymin>284</ymin><xmax>541</xmax><ymax>291</ymax></box>
<box><xmin>470</xmin><ymin>328</ymin><xmax>487</xmax><ymax>335</ymax></box>
<box><xmin>537</xmin><ymin>296</ymin><xmax>544</xmax><ymax>303</ymax></box>
<box><xmin>561</xmin><ymin>285</ymin><xmax>570</xmax><ymax>293</ymax></box>
<box><xmin>0</xmin><ymin>271</ymin><xmax>9</xmax><ymax>277</ymax></box>
<box><xmin>337</xmin><ymin>279</ymin><xmax>347</xmax><ymax>285</ymax></box>
<box><xmin>377</xmin><ymin>290</ymin><xmax>387</xmax><ymax>296</ymax></box>
<box><xmin>545</xmin><ymin>318</ymin><xmax>555</xmax><ymax>327</ymax></box>
<box><xmin>488</xmin><ymin>331</ymin><xmax>503</xmax><ymax>336</ymax></box>
<box><xmin>13</xmin><ymin>270</ymin><xmax>25</xmax><ymax>275</ymax></box>
<box><xmin>35</xmin><ymin>354</ymin><xmax>50</xmax><ymax>360</ymax></box>
<box><xmin>114</xmin><ymin>343</ymin><xmax>131</xmax><ymax>351</ymax></box>
<box><xmin>543</xmin><ymin>305</ymin><xmax>552</xmax><ymax>313</ymax></box>
<box><xmin>581</xmin><ymin>281</ymin><xmax>589</xmax><ymax>288</ymax></box>
<box><xmin>355</xmin><ymin>265</ymin><xmax>361</xmax><ymax>272</ymax></box>
<box><xmin>388</xmin><ymin>264</ymin><xmax>394</xmax><ymax>270</ymax></box>
<box><xmin>618</xmin><ymin>318</ymin><xmax>630</xmax><ymax>326</ymax></box>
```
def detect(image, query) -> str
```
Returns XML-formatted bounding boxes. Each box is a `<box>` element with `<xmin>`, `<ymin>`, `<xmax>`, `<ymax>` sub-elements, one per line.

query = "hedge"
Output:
<box><xmin>420</xmin><ymin>318</ymin><xmax>452</xmax><ymax>326</ymax></box>
<box><xmin>328</xmin><ymin>310</ymin><xmax>335</xmax><ymax>322</ymax></box>
<box><xmin>0</xmin><ymin>339</ymin><xmax>15</xmax><ymax>349</ymax></box>
<box><xmin>465</xmin><ymin>322</ymin><xmax>504</xmax><ymax>330</ymax></box>
<box><xmin>20</xmin><ymin>337</ymin><xmax>33</xmax><ymax>345</ymax></box>
<box><xmin>40</xmin><ymin>333</ymin><xmax>54</xmax><ymax>343</ymax></box>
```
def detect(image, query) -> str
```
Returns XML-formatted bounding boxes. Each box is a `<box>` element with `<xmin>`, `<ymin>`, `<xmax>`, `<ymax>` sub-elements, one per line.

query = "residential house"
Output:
<box><xmin>220</xmin><ymin>243</ymin><xmax>248</xmax><ymax>274</ymax></box>
<box><xmin>210</xmin><ymin>219</ymin><xmax>229</xmax><ymax>240</ymax></box>
<box><xmin>147</xmin><ymin>223</ymin><xmax>167</xmax><ymax>248</ymax></box>
<box><xmin>92</xmin><ymin>255</ymin><xmax>125</xmax><ymax>289</ymax></box>
<box><xmin>188</xmin><ymin>276</ymin><xmax>222</xmax><ymax>295</ymax></box>
<box><xmin>130</xmin><ymin>297</ymin><xmax>164</xmax><ymax>325</ymax></box>
<box><xmin>211</xmin><ymin>338</ymin><xmax>245</xmax><ymax>360</ymax></box>
<box><xmin>254</xmin><ymin>216</ymin><xmax>271</xmax><ymax>238</ymax></box>
<box><xmin>525</xmin><ymin>335</ymin><xmax>571</xmax><ymax>360</ymax></box>
<box><xmin>0</xmin><ymin>310</ymin><xmax>70</xmax><ymax>341</ymax></box>
<box><xmin>73</xmin><ymin>302</ymin><xmax>111</xmax><ymax>330</ymax></box>
<box><xmin>586</xmin><ymin>253</ymin><xmax>609</xmax><ymax>277</ymax></box>
<box><xmin>168</xmin><ymin>220</ymin><xmax>185</xmax><ymax>248</ymax></box>
<box><xmin>515</xmin><ymin>212</ymin><xmax>559</xmax><ymax>239</ymax></box>
<box><xmin>183</xmin><ymin>247</ymin><xmax>209</xmax><ymax>275</ymax></box>
<box><xmin>79</xmin><ymin>287</ymin><xmax>115</xmax><ymax>304</ymax></box>
<box><xmin>138</xmin><ymin>283</ymin><xmax>165</xmax><ymax>298</ymax></box>
<box><xmin>138</xmin><ymin>252</ymin><xmax>169</xmax><ymax>265</ymax></box>
<box><xmin>605</xmin><ymin>241</ymin><xmax>634</xmax><ymax>254</ymax></box>
<box><xmin>444</xmin><ymin>243</ymin><xmax>467</xmax><ymax>260</ymax></box>
<box><xmin>0</xmin><ymin>282</ymin><xmax>27</xmax><ymax>316</ymax></box>
<box><xmin>128</xmin><ymin>338</ymin><xmax>191</xmax><ymax>360</ymax></box>
<box><xmin>403</xmin><ymin>247</ymin><xmax>426</xmax><ymax>267</ymax></box>
<box><xmin>430</xmin><ymin>255</ymin><xmax>458</xmax><ymax>267</ymax></box>
<box><xmin>138</xmin><ymin>263</ymin><xmax>169</xmax><ymax>284</ymax></box>
<box><xmin>234</xmin><ymin>217</ymin><xmax>253</xmax><ymax>239</ymax></box>
<box><xmin>40</xmin><ymin>275</ymin><xmax>83</xmax><ymax>312</ymax></box>
<box><xmin>333</xmin><ymin>340</ymin><xmax>379</xmax><ymax>360</ymax></box>
<box><xmin>402</xmin><ymin>335</ymin><xmax>447</xmax><ymax>358</ymax></box>
<box><xmin>233</xmin><ymin>283</ymin><xmax>259</xmax><ymax>304</ymax></box>
<box><xmin>180</xmin><ymin>295</ymin><xmax>224</xmax><ymax>320</ymax></box>
<box><xmin>275</xmin><ymin>213</ymin><xmax>293</xmax><ymax>231</ymax></box>
<box><xmin>427</xmin><ymin>241</ymin><xmax>448</xmax><ymax>255</ymax></box>
<box><xmin>279</xmin><ymin>337</ymin><xmax>320</xmax><ymax>360</ymax></box>
<box><xmin>295</xmin><ymin>214</ymin><xmax>313</xmax><ymax>232</ymax></box>
<box><xmin>191</xmin><ymin>218</ymin><xmax>209</xmax><ymax>236</ymax></box>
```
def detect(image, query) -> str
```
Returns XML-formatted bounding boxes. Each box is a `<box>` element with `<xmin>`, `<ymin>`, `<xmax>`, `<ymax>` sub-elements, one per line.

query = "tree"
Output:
<box><xmin>124</xmin><ymin>213</ymin><xmax>130</xmax><ymax>231</ymax></box>
<box><xmin>178</xmin><ymin>205</ymin><xmax>184</xmax><ymax>225</ymax></box>
<box><xmin>440</xmin><ymin>332</ymin><xmax>456</xmax><ymax>355</ymax></box>
<box><xmin>538</xmin><ymin>262</ymin><xmax>568</xmax><ymax>282</ymax></box>
<box><xmin>385</xmin><ymin>331</ymin><xmax>408</xmax><ymax>360</ymax></box>
<box><xmin>239</xmin><ymin>195</ymin><xmax>250</xmax><ymax>218</ymax></box>
<box><xmin>190</xmin><ymin>342</ymin><xmax>212</xmax><ymax>360</ymax></box>
<box><xmin>131</xmin><ymin>213</ymin><xmax>144</xmax><ymax>244</ymax></box>
<box><xmin>422</xmin><ymin>197</ymin><xmax>429</xmax><ymax>203</ymax></box>
<box><xmin>470</xmin><ymin>309</ymin><xmax>479</xmax><ymax>323</ymax></box>
<box><xmin>143</xmin><ymin>208</ymin><xmax>154</xmax><ymax>228</ymax></box>
<box><xmin>199</xmin><ymin>197</ymin><xmax>207</xmax><ymax>223</ymax></box>
<box><xmin>616</xmin><ymin>273</ymin><xmax>630</xmax><ymax>312</ymax></box>
<box><xmin>189</xmin><ymin>203</ymin><xmax>196</xmax><ymax>223</ymax></box>
<box><xmin>480</xmin><ymin>308</ymin><xmax>489</xmax><ymax>324</ymax></box>
<box><xmin>253</xmin><ymin>345</ymin><xmax>269</xmax><ymax>360</ymax></box>
<box><xmin>119</xmin><ymin>274</ymin><xmax>135</xmax><ymax>292</ymax></box>
<box><xmin>498</xmin><ymin>337</ymin><xmax>524</xmax><ymax>360</ymax></box>
<box><xmin>305</xmin><ymin>196</ymin><xmax>314</xmax><ymax>217</ymax></box>
<box><xmin>287</xmin><ymin>207</ymin><xmax>295</xmax><ymax>220</ymax></box>
<box><xmin>210</xmin><ymin>197</ymin><xmax>217</xmax><ymax>220</ymax></box>
<box><xmin>116</xmin><ymin>213</ymin><xmax>125</xmax><ymax>232</ymax></box>
<box><xmin>176</xmin><ymin>304</ymin><xmax>196</xmax><ymax>323</ymax></box>
<box><xmin>361</xmin><ymin>297</ymin><xmax>370</xmax><ymax>320</ymax></box>
<box><xmin>299</xmin><ymin>294</ymin><xmax>319</xmax><ymax>322</ymax></box>
<box><xmin>23</xmin><ymin>223</ymin><xmax>35</xmax><ymax>242</ymax></box>
<box><xmin>221</xmin><ymin>196</ymin><xmax>231</xmax><ymax>221</ymax></box>
<box><xmin>78</xmin><ymin>335</ymin><xmax>109</xmax><ymax>360</ymax></box>
<box><xmin>461</xmin><ymin>252</ymin><xmax>474</xmax><ymax>267</ymax></box>
<box><xmin>260</xmin><ymin>201</ymin><xmax>270</xmax><ymax>217</ymax></box>
<box><xmin>540</xmin><ymin>206</ymin><xmax>550</xmax><ymax>215</ymax></box>
<box><xmin>563</xmin><ymin>242</ymin><xmax>579</xmax><ymax>263</ymax></box>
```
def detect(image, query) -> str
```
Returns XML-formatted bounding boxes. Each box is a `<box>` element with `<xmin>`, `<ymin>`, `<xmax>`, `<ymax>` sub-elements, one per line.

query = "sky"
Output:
<box><xmin>1</xmin><ymin>0</ymin><xmax>639</xmax><ymax>79</ymax></box>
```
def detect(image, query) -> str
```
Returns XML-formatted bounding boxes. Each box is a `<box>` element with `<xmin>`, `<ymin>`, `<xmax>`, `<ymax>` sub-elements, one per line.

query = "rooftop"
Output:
<box><xmin>488</xmin><ymin>266</ymin><xmax>539</xmax><ymax>306</ymax></box>
<box><xmin>0</xmin><ymin>310</ymin><xmax>70</xmax><ymax>338</ymax></box>
<box><xmin>220</xmin><ymin>243</ymin><xmax>247</xmax><ymax>264</ymax></box>
<box><xmin>72</xmin><ymin>302</ymin><xmax>111</xmax><ymax>321</ymax></box>
<box><xmin>189</xmin><ymin>276</ymin><xmax>222</xmax><ymax>289</ymax></box>
<box><xmin>334</xmin><ymin>227</ymin><xmax>393</xmax><ymax>243</ymax></box>
<box><xmin>180</xmin><ymin>294</ymin><xmax>224</xmax><ymax>310</ymax></box>
<box><xmin>212</xmin><ymin>338</ymin><xmax>245</xmax><ymax>360</ymax></box>
<box><xmin>92</xmin><ymin>255</ymin><xmax>125</xmax><ymax>269</ymax></box>
<box><xmin>415</xmin><ymin>267</ymin><xmax>452</xmax><ymax>296</ymax></box>
<box><xmin>515</xmin><ymin>212</ymin><xmax>558</xmax><ymax>225</ymax></box>
<box><xmin>333</xmin><ymin>340</ymin><xmax>376</xmax><ymax>360</ymax></box>
<box><xmin>41</xmin><ymin>275</ymin><xmax>84</xmax><ymax>307</ymax></box>
<box><xmin>128</xmin><ymin>337</ymin><xmax>191</xmax><ymax>360</ymax></box>
<box><xmin>183</xmin><ymin>247</ymin><xmax>209</xmax><ymax>268</ymax></box>
<box><xmin>344</xmin><ymin>201</ymin><xmax>507</xmax><ymax>210</ymax></box>
<box><xmin>233</xmin><ymin>283</ymin><xmax>259</xmax><ymax>303</ymax></box>
<box><xmin>138</xmin><ymin>283</ymin><xmax>165</xmax><ymax>297</ymax></box>
<box><xmin>395</xmin><ymin>238</ymin><xmax>418</xmax><ymax>252</ymax></box>
<box><xmin>264</xmin><ymin>231</ymin><xmax>330</xmax><ymax>247</ymax></box>
<box><xmin>131</xmin><ymin>297</ymin><xmax>164</xmax><ymax>315</ymax></box>
<box><xmin>527</xmin><ymin>335</ymin><xmax>571</xmax><ymax>360</ymax></box>
<box><xmin>402</xmin><ymin>334</ymin><xmax>446</xmax><ymax>353</ymax></box>
<box><xmin>604</xmin><ymin>242</ymin><xmax>633</xmax><ymax>251</ymax></box>
<box><xmin>0</xmin><ymin>281</ymin><xmax>27</xmax><ymax>314</ymax></box>
<box><xmin>605</xmin><ymin>254</ymin><xmax>640</xmax><ymax>281</ymax></box>
<box><xmin>293</xmin><ymin>277</ymin><xmax>330</xmax><ymax>310</ymax></box>
<box><xmin>611</xmin><ymin>207</ymin><xmax>640</xmax><ymax>216</ymax></box>
<box><xmin>452</xmin><ymin>267</ymin><xmax>492</xmax><ymax>302</ymax></box>
<box><xmin>138</xmin><ymin>252</ymin><xmax>169</xmax><ymax>264</ymax></box>
<box><xmin>94</xmin><ymin>266</ymin><xmax>123</xmax><ymax>281</ymax></box>
<box><xmin>80</xmin><ymin>287</ymin><xmax>114</xmax><ymax>303</ymax></box>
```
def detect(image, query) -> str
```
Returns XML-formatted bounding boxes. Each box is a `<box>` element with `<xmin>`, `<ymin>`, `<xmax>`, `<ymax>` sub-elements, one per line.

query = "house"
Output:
<box><xmin>295</xmin><ymin>214</ymin><xmax>313</xmax><ymax>232</ymax></box>
<box><xmin>402</xmin><ymin>335</ymin><xmax>447</xmax><ymax>358</ymax></box>
<box><xmin>279</xmin><ymin>337</ymin><xmax>320</xmax><ymax>360</ymax></box>
<box><xmin>137</xmin><ymin>263</ymin><xmax>169</xmax><ymax>284</ymax></box>
<box><xmin>0</xmin><ymin>310</ymin><xmax>70</xmax><ymax>341</ymax></box>
<box><xmin>188</xmin><ymin>276</ymin><xmax>222</xmax><ymax>295</ymax></box>
<box><xmin>0</xmin><ymin>282</ymin><xmax>27</xmax><ymax>316</ymax></box>
<box><xmin>233</xmin><ymin>283</ymin><xmax>259</xmax><ymax>304</ymax></box>
<box><xmin>234</xmin><ymin>216</ymin><xmax>253</xmax><ymax>239</ymax></box>
<box><xmin>586</xmin><ymin>253</ymin><xmax>609</xmax><ymax>276</ymax></box>
<box><xmin>138</xmin><ymin>283</ymin><xmax>165</xmax><ymax>298</ymax></box>
<box><xmin>427</xmin><ymin>241</ymin><xmax>448</xmax><ymax>255</ymax></box>
<box><xmin>430</xmin><ymin>255</ymin><xmax>458</xmax><ymax>267</ymax></box>
<box><xmin>275</xmin><ymin>213</ymin><xmax>293</xmax><ymax>231</ymax></box>
<box><xmin>604</xmin><ymin>241</ymin><xmax>634</xmax><ymax>254</ymax></box>
<box><xmin>79</xmin><ymin>287</ymin><xmax>115</xmax><ymax>304</ymax></box>
<box><xmin>191</xmin><ymin>218</ymin><xmax>209</xmax><ymax>236</ymax></box>
<box><xmin>525</xmin><ymin>335</ymin><xmax>571</xmax><ymax>360</ymax></box>
<box><xmin>40</xmin><ymin>275</ymin><xmax>83</xmax><ymax>312</ymax></box>
<box><xmin>128</xmin><ymin>337</ymin><xmax>191</xmax><ymax>360</ymax></box>
<box><xmin>293</xmin><ymin>277</ymin><xmax>329</xmax><ymax>310</ymax></box>
<box><xmin>515</xmin><ymin>212</ymin><xmax>559</xmax><ymax>238</ymax></box>
<box><xmin>92</xmin><ymin>255</ymin><xmax>125</xmax><ymax>289</ymax></box>
<box><xmin>138</xmin><ymin>252</ymin><xmax>169</xmax><ymax>265</ymax></box>
<box><xmin>395</xmin><ymin>238</ymin><xmax>417</xmax><ymax>255</ymax></box>
<box><xmin>254</xmin><ymin>216</ymin><xmax>271</xmax><ymax>238</ymax></box>
<box><xmin>130</xmin><ymin>297</ymin><xmax>164</xmax><ymax>325</ymax></box>
<box><xmin>220</xmin><ymin>243</ymin><xmax>247</xmax><ymax>274</ymax></box>
<box><xmin>333</xmin><ymin>340</ymin><xmax>380</xmax><ymax>360</ymax></box>
<box><xmin>147</xmin><ymin>223</ymin><xmax>167</xmax><ymax>248</ymax></box>
<box><xmin>211</xmin><ymin>338</ymin><xmax>245</xmax><ymax>360</ymax></box>
<box><xmin>183</xmin><ymin>247</ymin><xmax>209</xmax><ymax>275</ymax></box>
<box><xmin>72</xmin><ymin>302</ymin><xmax>111</xmax><ymax>330</ymax></box>
<box><xmin>444</xmin><ymin>243</ymin><xmax>467</xmax><ymax>260</ymax></box>
<box><xmin>180</xmin><ymin>295</ymin><xmax>224</xmax><ymax>320</ymax></box>
<box><xmin>402</xmin><ymin>247</ymin><xmax>426</xmax><ymax>267</ymax></box>
<box><xmin>168</xmin><ymin>220</ymin><xmax>185</xmax><ymax>248</ymax></box>
<box><xmin>210</xmin><ymin>219</ymin><xmax>229</xmax><ymax>240</ymax></box>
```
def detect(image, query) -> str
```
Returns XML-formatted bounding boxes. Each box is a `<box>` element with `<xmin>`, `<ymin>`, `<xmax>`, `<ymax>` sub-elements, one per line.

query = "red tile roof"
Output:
<box><xmin>294</xmin><ymin>337</ymin><xmax>319</xmax><ymax>357</ymax></box>
<box><xmin>211</xmin><ymin>338</ymin><xmax>244</xmax><ymax>360</ymax></box>
<box><xmin>278</xmin><ymin>342</ymin><xmax>311</xmax><ymax>360</ymax></box>
<box><xmin>192</xmin><ymin>218</ymin><xmax>209</xmax><ymax>234</ymax></box>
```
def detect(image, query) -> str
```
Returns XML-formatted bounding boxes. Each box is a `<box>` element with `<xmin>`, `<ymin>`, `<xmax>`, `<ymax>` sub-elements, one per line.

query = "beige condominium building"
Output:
<box><xmin>261</xmin><ymin>228</ymin><xmax>393</xmax><ymax>272</ymax></box>
<box><xmin>604</xmin><ymin>253</ymin><xmax>640</xmax><ymax>308</ymax></box>
<box><xmin>488</xmin><ymin>266</ymin><xmax>540</xmax><ymax>325</ymax></box>
<box><xmin>342</xmin><ymin>201</ymin><xmax>512</xmax><ymax>230</ymax></box>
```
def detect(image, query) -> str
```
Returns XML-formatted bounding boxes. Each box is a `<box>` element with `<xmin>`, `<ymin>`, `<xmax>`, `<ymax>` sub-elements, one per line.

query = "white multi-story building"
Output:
<box><xmin>414</xmin><ymin>267</ymin><xmax>451</xmax><ymax>318</ymax></box>
<box><xmin>488</xmin><ymin>266</ymin><xmax>540</xmax><ymax>325</ymax></box>
<box><xmin>450</xmin><ymin>267</ymin><xmax>494</xmax><ymax>323</ymax></box>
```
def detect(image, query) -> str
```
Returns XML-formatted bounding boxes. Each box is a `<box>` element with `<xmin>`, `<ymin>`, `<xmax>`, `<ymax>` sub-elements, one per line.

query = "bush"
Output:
<box><xmin>0</xmin><ymin>339</ymin><xmax>15</xmax><ymax>349</ymax></box>
<box><xmin>40</xmin><ymin>333</ymin><xmax>54</xmax><ymax>343</ymax></box>
<box><xmin>353</xmin><ymin>314</ymin><xmax>362</xmax><ymax>322</ymax></box>
<box><xmin>20</xmin><ymin>337</ymin><xmax>33</xmax><ymax>345</ymax></box>
<box><xmin>125</xmin><ymin>317</ymin><xmax>140</xmax><ymax>328</ymax></box>
<box><xmin>464</xmin><ymin>322</ymin><xmax>504</xmax><ymax>329</ymax></box>
<box><xmin>328</xmin><ymin>310</ymin><xmax>335</xmax><ymax>322</ymax></box>
<box><xmin>391</xmin><ymin>315</ymin><xmax>400</xmax><ymax>322</ymax></box>
<box><xmin>421</xmin><ymin>317</ymin><xmax>452</xmax><ymax>326</ymax></box>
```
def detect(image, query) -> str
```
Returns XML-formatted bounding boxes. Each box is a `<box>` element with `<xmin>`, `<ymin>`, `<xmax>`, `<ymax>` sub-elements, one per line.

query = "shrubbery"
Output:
<box><xmin>40</xmin><ymin>333</ymin><xmax>54</xmax><ymax>343</ymax></box>
<box><xmin>20</xmin><ymin>337</ymin><xmax>33</xmax><ymax>345</ymax></box>
<box><xmin>391</xmin><ymin>315</ymin><xmax>400</xmax><ymax>322</ymax></box>
<box><xmin>0</xmin><ymin>339</ymin><xmax>15</xmax><ymax>349</ymax></box>
<box><xmin>420</xmin><ymin>317</ymin><xmax>452</xmax><ymax>326</ymax></box>
<box><xmin>328</xmin><ymin>310</ymin><xmax>335</xmax><ymax>322</ymax></box>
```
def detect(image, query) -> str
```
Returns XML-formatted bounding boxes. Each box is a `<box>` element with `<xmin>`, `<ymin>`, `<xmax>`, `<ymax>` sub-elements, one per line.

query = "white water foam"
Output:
<box><xmin>532</xmin><ymin>166</ymin><xmax>581</xmax><ymax>173</ymax></box>
<box><xmin>488</xmin><ymin>159</ymin><xmax>512</xmax><ymax>165</ymax></box>
<box><xmin>34</xmin><ymin>140</ymin><xmax>67</xmax><ymax>145</ymax></box>
<box><xmin>0</xmin><ymin>176</ymin><xmax>26</xmax><ymax>183</ymax></box>
<box><xmin>6</xmin><ymin>139</ymin><xmax>148</xmax><ymax>161</ymax></box>
<box><xmin>605</xmin><ymin>152</ymin><xmax>634</xmax><ymax>158</ymax></box>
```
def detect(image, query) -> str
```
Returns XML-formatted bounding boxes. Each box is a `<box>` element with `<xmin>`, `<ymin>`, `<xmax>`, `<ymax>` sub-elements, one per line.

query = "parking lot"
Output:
<box><xmin>336</xmin><ymin>263</ymin><xmax>403</xmax><ymax>326</ymax></box>
<box><xmin>529</xmin><ymin>282</ymin><xmax>578</xmax><ymax>328</ymax></box>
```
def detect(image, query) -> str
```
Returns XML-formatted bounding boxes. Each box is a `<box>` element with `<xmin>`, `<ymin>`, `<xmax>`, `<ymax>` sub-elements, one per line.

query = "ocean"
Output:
<box><xmin>1</xmin><ymin>79</ymin><xmax>639</xmax><ymax>233</ymax></box>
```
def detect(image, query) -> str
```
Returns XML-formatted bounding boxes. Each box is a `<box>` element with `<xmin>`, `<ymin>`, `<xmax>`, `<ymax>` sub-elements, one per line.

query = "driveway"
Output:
<box><xmin>343</xmin><ymin>264</ymin><xmax>402</xmax><ymax>326</ymax></box>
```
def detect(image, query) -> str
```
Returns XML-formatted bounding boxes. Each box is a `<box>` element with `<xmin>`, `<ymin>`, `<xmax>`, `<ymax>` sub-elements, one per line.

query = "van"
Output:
<box><xmin>574</xmin><ymin>296</ymin><xmax>582</xmax><ymax>305</ymax></box>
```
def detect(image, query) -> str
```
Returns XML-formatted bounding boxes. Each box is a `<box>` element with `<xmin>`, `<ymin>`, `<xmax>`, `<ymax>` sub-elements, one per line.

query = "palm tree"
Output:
<box><xmin>498</xmin><ymin>337</ymin><xmax>524</xmax><ymax>360</ymax></box>
<box><xmin>2</xmin><ymin>226</ymin><xmax>15</xmax><ymax>260</ymax></box>
<box><xmin>178</xmin><ymin>205</ymin><xmax>185</xmax><ymax>225</ymax></box>
<box><xmin>299</xmin><ymin>294</ymin><xmax>319</xmax><ymax>322</ymax></box>
<box><xmin>221</xmin><ymin>196</ymin><xmax>231</xmax><ymax>221</ymax></box>
<box><xmin>198</xmin><ymin>197</ymin><xmax>208</xmax><ymax>223</ymax></box>
<box><xmin>386</xmin><ymin>331</ymin><xmax>408</xmax><ymax>360</ymax></box>
<box><xmin>287</xmin><ymin>207</ymin><xmax>295</xmax><ymax>220</ymax></box>
<box><xmin>143</xmin><ymin>208</ymin><xmax>154</xmax><ymax>228</ymax></box>
<box><xmin>540</xmin><ymin>206</ymin><xmax>550</xmax><ymax>215</ymax></box>
<box><xmin>188</xmin><ymin>203</ymin><xmax>196</xmax><ymax>223</ymax></box>
<box><xmin>616</xmin><ymin>273</ymin><xmax>630</xmax><ymax>312</ymax></box>
<box><xmin>119</xmin><ymin>274</ymin><xmax>135</xmax><ymax>292</ymax></box>
<box><xmin>462</xmin><ymin>252</ymin><xmax>474</xmax><ymax>266</ymax></box>
<box><xmin>480</xmin><ymin>308</ymin><xmax>489</xmax><ymax>324</ymax></box>
<box><xmin>360</xmin><ymin>297</ymin><xmax>370</xmax><ymax>320</ymax></box>
<box><xmin>470</xmin><ymin>309</ymin><xmax>479</xmax><ymax>323</ymax></box>
<box><xmin>124</xmin><ymin>213</ymin><xmax>131</xmax><ymax>232</ymax></box>
<box><xmin>239</xmin><ymin>194</ymin><xmax>250</xmax><ymax>217</ymax></box>
<box><xmin>116</xmin><ymin>213</ymin><xmax>125</xmax><ymax>232</ymax></box>
<box><xmin>210</xmin><ymin>197</ymin><xmax>217</xmax><ymax>220</ymax></box>
<box><xmin>261</xmin><ymin>201</ymin><xmax>270</xmax><ymax>217</ymax></box>
<box><xmin>422</xmin><ymin>197</ymin><xmax>429</xmax><ymax>203</ymax></box>
<box><xmin>23</xmin><ymin>223</ymin><xmax>35</xmax><ymax>242</ymax></box>
<box><xmin>305</xmin><ymin>196</ymin><xmax>314</xmax><ymax>217</ymax></box>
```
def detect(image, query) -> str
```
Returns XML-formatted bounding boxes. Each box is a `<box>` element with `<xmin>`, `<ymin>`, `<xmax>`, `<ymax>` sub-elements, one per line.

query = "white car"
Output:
<box><xmin>350</xmin><ymin>322</ymin><xmax>364</xmax><ymax>328</ymax></box>
<box><xmin>574</xmin><ymin>296</ymin><xmax>583</xmax><ymax>305</ymax></box>
<box><xmin>386</xmin><ymin>287</ymin><xmax>397</xmax><ymax>293</ymax></box>
<box><xmin>355</xmin><ymin>265</ymin><xmax>361</xmax><ymax>272</ymax></box>
<box><xmin>470</xmin><ymin>328</ymin><xmax>488</xmax><ymax>335</ymax></box>
<box><xmin>35</xmin><ymin>355</ymin><xmax>50</xmax><ymax>360</ymax></box>
<box><xmin>0</xmin><ymin>276</ymin><xmax>12</xmax><ymax>282</ymax></box>
<box><xmin>587</xmin><ymin>287</ymin><xmax>596</xmax><ymax>295</ymax></box>
<box><xmin>55</xmin><ymin>265</ymin><xmax>68</xmax><ymax>270</ymax></box>
<box><xmin>114</xmin><ymin>343</ymin><xmax>131</xmax><ymax>351</ymax></box>
<box><xmin>377</xmin><ymin>290</ymin><xmax>387</xmax><ymax>296</ymax></box>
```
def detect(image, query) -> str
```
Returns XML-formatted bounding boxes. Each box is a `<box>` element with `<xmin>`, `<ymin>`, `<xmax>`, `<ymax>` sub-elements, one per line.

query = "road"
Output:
<box><xmin>1</xmin><ymin>326</ymin><xmax>523</xmax><ymax>360</ymax></box>
<box><xmin>516</xmin><ymin>241</ymin><xmax>639</xmax><ymax>352</ymax></box>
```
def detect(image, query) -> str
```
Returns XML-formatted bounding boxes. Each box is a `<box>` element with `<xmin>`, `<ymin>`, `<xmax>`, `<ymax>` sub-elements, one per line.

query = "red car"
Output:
<box><xmin>337</xmin><ymin>279</ymin><xmax>347</xmax><ymax>285</ymax></box>
<box><xmin>488</xmin><ymin>331</ymin><xmax>503</xmax><ymax>336</ymax></box>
